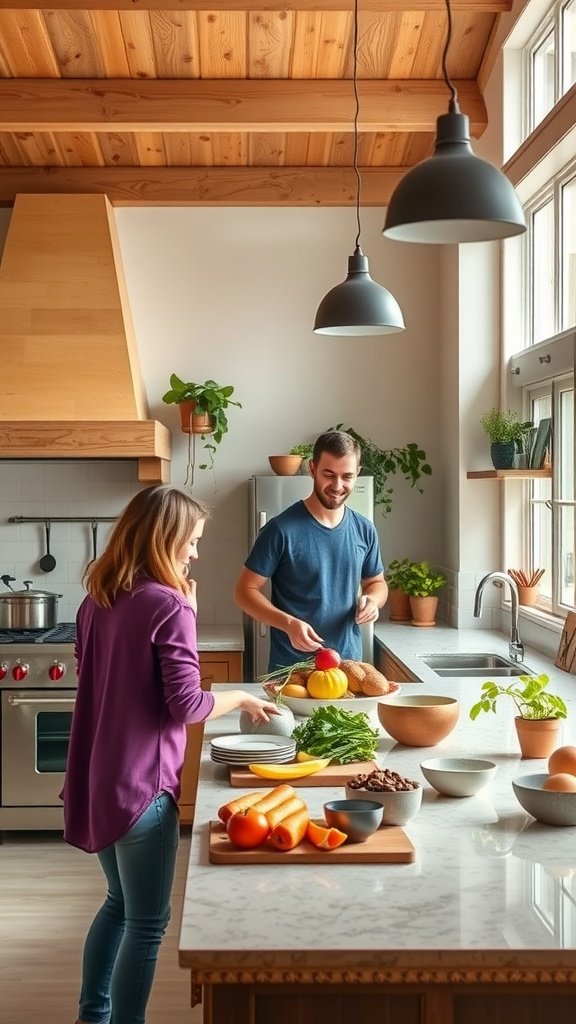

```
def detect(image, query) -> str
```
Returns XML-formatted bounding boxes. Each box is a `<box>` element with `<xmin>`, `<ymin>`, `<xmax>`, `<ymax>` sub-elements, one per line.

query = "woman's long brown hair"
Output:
<box><xmin>84</xmin><ymin>486</ymin><xmax>210</xmax><ymax>608</ymax></box>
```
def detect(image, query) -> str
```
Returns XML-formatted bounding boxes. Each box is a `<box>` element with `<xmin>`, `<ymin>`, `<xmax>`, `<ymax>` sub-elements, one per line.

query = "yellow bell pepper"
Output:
<box><xmin>307</xmin><ymin>667</ymin><xmax>348</xmax><ymax>700</ymax></box>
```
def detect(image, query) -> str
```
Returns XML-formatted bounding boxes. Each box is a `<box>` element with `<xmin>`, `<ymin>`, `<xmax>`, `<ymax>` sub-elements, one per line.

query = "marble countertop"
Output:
<box><xmin>179</xmin><ymin>626</ymin><xmax>576</xmax><ymax>971</ymax></box>
<box><xmin>197</xmin><ymin>624</ymin><xmax>244</xmax><ymax>652</ymax></box>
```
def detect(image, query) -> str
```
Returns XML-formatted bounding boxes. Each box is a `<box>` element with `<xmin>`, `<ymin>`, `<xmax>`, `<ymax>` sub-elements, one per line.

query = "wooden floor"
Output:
<box><xmin>0</xmin><ymin>827</ymin><xmax>201</xmax><ymax>1024</ymax></box>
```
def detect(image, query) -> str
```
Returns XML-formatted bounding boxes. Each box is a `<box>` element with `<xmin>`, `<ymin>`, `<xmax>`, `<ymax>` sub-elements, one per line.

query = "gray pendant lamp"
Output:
<box><xmin>382</xmin><ymin>0</ymin><xmax>526</xmax><ymax>245</ymax></box>
<box><xmin>314</xmin><ymin>0</ymin><xmax>404</xmax><ymax>336</ymax></box>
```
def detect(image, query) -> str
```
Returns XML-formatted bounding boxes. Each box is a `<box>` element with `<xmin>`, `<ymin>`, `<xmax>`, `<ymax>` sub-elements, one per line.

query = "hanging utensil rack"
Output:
<box><xmin>8</xmin><ymin>516</ymin><xmax>117</xmax><ymax>524</ymax></box>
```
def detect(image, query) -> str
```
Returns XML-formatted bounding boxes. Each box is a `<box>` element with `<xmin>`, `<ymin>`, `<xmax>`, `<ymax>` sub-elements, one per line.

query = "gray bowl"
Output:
<box><xmin>420</xmin><ymin>757</ymin><xmax>497</xmax><ymax>798</ymax></box>
<box><xmin>512</xmin><ymin>774</ymin><xmax>576</xmax><ymax>827</ymax></box>
<box><xmin>323</xmin><ymin>798</ymin><xmax>383</xmax><ymax>843</ymax></box>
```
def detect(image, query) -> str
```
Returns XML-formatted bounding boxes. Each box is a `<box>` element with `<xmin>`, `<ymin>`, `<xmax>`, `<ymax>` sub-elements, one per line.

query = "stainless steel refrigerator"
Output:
<box><xmin>244</xmin><ymin>475</ymin><xmax>376</xmax><ymax>681</ymax></box>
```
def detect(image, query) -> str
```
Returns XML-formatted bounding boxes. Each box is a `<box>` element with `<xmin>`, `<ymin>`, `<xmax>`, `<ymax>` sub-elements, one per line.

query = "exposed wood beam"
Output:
<box><xmin>0</xmin><ymin>80</ymin><xmax>487</xmax><ymax>135</ymax></box>
<box><xmin>4</xmin><ymin>1</ymin><xmax>513</xmax><ymax>12</ymax></box>
<box><xmin>0</xmin><ymin>166</ymin><xmax>405</xmax><ymax>206</ymax></box>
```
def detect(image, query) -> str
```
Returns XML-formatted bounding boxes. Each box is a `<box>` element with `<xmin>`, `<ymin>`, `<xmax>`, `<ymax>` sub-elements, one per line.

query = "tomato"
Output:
<box><xmin>314</xmin><ymin>647</ymin><xmax>341</xmax><ymax>670</ymax></box>
<box><xmin>226</xmin><ymin>809</ymin><xmax>271</xmax><ymax>849</ymax></box>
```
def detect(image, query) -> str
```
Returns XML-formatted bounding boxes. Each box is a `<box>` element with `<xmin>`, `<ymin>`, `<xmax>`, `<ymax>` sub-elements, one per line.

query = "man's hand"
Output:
<box><xmin>286</xmin><ymin>617</ymin><xmax>324</xmax><ymax>653</ymax></box>
<box><xmin>355</xmin><ymin>594</ymin><xmax>379</xmax><ymax>625</ymax></box>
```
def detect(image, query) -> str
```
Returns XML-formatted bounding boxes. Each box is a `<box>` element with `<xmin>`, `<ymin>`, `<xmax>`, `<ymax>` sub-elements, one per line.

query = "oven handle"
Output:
<box><xmin>7</xmin><ymin>695</ymin><xmax>76</xmax><ymax>706</ymax></box>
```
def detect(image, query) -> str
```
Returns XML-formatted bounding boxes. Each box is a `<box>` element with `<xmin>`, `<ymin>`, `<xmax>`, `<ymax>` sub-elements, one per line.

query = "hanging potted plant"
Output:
<box><xmin>404</xmin><ymin>561</ymin><xmax>446</xmax><ymax>627</ymax></box>
<box><xmin>384</xmin><ymin>558</ymin><xmax>412</xmax><ymax>623</ymax></box>
<box><xmin>470</xmin><ymin>674</ymin><xmax>567</xmax><ymax>758</ymax></box>
<box><xmin>162</xmin><ymin>374</ymin><xmax>242</xmax><ymax>487</ymax></box>
<box><xmin>479</xmin><ymin>408</ymin><xmax>534</xmax><ymax>470</ymax></box>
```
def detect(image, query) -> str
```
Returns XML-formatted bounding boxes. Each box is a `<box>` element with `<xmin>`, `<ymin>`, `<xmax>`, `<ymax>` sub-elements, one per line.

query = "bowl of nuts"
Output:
<box><xmin>345</xmin><ymin>767</ymin><xmax>422</xmax><ymax>826</ymax></box>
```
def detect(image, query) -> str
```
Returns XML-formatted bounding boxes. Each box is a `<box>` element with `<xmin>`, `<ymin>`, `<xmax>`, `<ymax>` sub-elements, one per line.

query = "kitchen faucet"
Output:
<box><xmin>473</xmin><ymin>571</ymin><xmax>524</xmax><ymax>663</ymax></box>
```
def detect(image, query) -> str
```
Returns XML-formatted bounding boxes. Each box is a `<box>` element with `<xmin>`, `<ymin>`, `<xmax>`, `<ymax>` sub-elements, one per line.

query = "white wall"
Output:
<box><xmin>1</xmin><ymin>204</ymin><xmax>443</xmax><ymax>627</ymax></box>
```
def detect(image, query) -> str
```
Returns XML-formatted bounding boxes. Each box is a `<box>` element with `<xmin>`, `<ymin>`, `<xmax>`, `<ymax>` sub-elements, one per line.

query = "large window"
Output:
<box><xmin>525</xmin><ymin>162</ymin><xmax>576</xmax><ymax>346</ymax></box>
<box><xmin>527</xmin><ymin>0</ymin><xmax>576</xmax><ymax>135</ymax></box>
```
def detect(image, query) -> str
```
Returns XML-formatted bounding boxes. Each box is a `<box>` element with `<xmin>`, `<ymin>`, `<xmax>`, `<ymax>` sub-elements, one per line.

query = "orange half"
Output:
<box><xmin>307</xmin><ymin>820</ymin><xmax>347</xmax><ymax>850</ymax></box>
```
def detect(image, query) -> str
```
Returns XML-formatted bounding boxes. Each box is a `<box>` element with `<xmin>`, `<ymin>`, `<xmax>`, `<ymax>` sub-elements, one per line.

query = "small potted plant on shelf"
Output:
<box><xmin>290</xmin><ymin>443</ymin><xmax>314</xmax><ymax>474</ymax></box>
<box><xmin>469</xmin><ymin>673</ymin><xmax>567</xmax><ymax>758</ymax></box>
<box><xmin>479</xmin><ymin>408</ymin><xmax>534</xmax><ymax>470</ymax></box>
<box><xmin>162</xmin><ymin>374</ymin><xmax>241</xmax><ymax>486</ymax></box>
<box><xmin>403</xmin><ymin>561</ymin><xmax>446</xmax><ymax>627</ymax></box>
<box><xmin>384</xmin><ymin>558</ymin><xmax>413</xmax><ymax>623</ymax></box>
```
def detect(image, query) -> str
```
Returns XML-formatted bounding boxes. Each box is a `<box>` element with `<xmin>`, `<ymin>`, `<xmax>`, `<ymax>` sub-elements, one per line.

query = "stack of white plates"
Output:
<box><xmin>210</xmin><ymin>734</ymin><xmax>296</xmax><ymax>765</ymax></box>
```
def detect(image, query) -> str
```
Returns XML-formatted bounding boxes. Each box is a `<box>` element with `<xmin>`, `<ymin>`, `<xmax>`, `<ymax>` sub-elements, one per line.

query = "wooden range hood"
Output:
<box><xmin>0</xmin><ymin>193</ymin><xmax>171</xmax><ymax>485</ymax></box>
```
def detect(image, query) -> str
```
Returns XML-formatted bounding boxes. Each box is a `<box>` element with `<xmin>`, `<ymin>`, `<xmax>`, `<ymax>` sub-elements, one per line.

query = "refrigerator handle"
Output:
<box><xmin>259</xmin><ymin>622</ymin><xmax>267</xmax><ymax>638</ymax></box>
<box><xmin>258</xmin><ymin>512</ymin><xmax>267</xmax><ymax>530</ymax></box>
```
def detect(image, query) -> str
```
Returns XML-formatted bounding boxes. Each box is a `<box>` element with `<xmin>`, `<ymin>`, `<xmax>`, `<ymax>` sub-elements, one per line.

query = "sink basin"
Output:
<box><xmin>418</xmin><ymin>653</ymin><xmax>532</xmax><ymax>678</ymax></box>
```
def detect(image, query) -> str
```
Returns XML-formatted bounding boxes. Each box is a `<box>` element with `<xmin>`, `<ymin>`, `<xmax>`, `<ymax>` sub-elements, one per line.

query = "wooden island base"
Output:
<box><xmin>190</xmin><ymin>971</ymin><xmax>576</xmax><ymax>1024</ymax></box>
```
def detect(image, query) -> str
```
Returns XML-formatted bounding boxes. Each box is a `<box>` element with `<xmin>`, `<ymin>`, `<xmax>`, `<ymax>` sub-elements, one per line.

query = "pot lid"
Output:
<box><xmin>0</xmin><ymin>579</ymin><xmax>62</xmax><ymax>599</ymax></box>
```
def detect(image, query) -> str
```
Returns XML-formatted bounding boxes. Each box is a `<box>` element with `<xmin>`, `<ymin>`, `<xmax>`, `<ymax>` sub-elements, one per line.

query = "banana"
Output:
<box><xmin>248</xmin><ymin>758</ymin><xmax>331</xmax><ymax>779</ymax></box>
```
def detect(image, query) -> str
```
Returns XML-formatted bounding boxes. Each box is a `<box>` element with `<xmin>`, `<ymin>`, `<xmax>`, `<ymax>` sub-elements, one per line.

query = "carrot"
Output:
<box><xmin>217</xmin><ymin>791</ymin><xmax>263</xmax><ymax>824</ymax></box>
<box><xmin>265</xmin><ymin>795</ymin><xmax>306</xmax><ymax>829</ymax></box>
<box><xmin>269</xmin><ymin>807</ymin><xmax>310</xmax><ymax>851</ymax></box>
<box><xmin>249</xmin><ymin>784</ymin><xmax>296</xmax><ymax>817</ymax></box>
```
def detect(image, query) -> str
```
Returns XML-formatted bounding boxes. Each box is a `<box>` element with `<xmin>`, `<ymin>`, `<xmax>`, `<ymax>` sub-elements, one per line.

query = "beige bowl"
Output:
<box><xmin>377</xmin><ymin>694</ymin><xmax>459</xmax><ymax>747</ymax></box>
<box><xmin>268</xmin><ymin>455</ymin><xmax>302</xmax><ymax>475</ymax></box>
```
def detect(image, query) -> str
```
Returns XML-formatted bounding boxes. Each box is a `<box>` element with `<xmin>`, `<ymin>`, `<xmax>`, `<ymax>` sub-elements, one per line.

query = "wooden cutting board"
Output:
<box><xmin>209</xmin><ymin>821</ymin><xmax>415</xmax><ymax>864</ymax></box>
<box><xmin>227</xmin><ymin>760</ymin><xmax>378</xmax><ymax>788</ymax></box>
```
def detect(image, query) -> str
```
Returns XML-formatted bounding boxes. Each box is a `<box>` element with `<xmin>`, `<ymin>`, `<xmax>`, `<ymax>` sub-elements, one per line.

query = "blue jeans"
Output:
<box><xmin>78</xmin><ymin>792</ymin><xmax>180</xmax><ymax>1024</ymax></box>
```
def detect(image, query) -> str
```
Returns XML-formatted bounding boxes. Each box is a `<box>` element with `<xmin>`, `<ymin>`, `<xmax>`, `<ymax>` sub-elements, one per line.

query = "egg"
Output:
<box><xmin>542</xmin><ymin>773</ymin><xmax>576</xmax><ymax>792</ymax></box>
<box><xmin>548</xmin><ymin>745</ymin><xmax>576</xmax><ymax>777</ymax></box>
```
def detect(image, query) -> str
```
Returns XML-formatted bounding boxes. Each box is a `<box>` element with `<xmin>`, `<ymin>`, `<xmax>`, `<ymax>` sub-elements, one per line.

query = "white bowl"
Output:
<box><xmin>420</xmin><ymin>757</ymin><xmax>497</xmax><ymax>797</ymax></box>
<box><xmin>262</xmin><ymin>681</ymin><xmax>401</xmax><ymax>717</ymax></box>
<box><xmin>344</xmin><ymin>782</ymin><xmax>422</xmax><ymax>825</ymax></box>
<box><xmin>512</xmin><ymin>773</ymin><xmax>576</xmax><ymax>827</ymax></box>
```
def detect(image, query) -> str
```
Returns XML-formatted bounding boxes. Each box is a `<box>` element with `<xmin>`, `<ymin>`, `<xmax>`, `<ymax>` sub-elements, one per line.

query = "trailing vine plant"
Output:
<box><xmin>329</xmin><ymin>424</ymin><xmax>432</xmax><ymax>516</ymax></box>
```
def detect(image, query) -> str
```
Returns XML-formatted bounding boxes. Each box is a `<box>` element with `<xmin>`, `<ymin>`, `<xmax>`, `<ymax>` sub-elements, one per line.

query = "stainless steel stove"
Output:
<box><xmin>0</xmin><ymin>623</ymin><xmax>77</xmax><ymax>830</ymax></box>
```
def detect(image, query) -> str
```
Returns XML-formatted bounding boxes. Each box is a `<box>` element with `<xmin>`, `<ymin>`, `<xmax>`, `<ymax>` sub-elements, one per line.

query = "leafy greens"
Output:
<box><xmin>291</xmin><ymin>706</ymin><xmax>379</xmax><ymax>764</ymax></box>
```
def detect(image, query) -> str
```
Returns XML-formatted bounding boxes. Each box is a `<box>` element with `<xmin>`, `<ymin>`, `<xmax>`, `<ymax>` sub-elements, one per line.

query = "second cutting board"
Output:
<box><xmin>227</xmin><ymin>760</ymin><xmax>377</xmax><ymax>788</ymax></box>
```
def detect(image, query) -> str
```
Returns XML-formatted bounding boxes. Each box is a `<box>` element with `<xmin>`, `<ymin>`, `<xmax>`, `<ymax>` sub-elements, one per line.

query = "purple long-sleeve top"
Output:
<box><xmin>61</xmin><ymin>576</ymin><xmax>215</xmax><ymax>853</ymax></box>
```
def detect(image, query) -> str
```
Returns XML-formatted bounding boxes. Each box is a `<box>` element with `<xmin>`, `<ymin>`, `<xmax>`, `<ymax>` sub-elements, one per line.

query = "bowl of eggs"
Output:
<box><xmin>512</xmin><ymin>745</ymin><xmax>576</xmax><ymax>826</ymax></box>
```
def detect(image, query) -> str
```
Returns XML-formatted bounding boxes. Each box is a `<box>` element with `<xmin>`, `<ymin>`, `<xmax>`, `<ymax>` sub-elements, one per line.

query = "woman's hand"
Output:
<box><xmin>239</xmin><ymin>694</ymin><xmax>282</xmax><ymax>722</ymax></box>
<box><xmin>186</xmin><ymin>578</ymin><xmax>198</xmax><ymax>614</ymax></box>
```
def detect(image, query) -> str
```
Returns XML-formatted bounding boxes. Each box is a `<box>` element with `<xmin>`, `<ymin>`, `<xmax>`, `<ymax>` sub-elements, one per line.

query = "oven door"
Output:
<box><xmin>1</xmin><ymin>689</ymin><xmax>75</xmax><ymax>806</ymax></box>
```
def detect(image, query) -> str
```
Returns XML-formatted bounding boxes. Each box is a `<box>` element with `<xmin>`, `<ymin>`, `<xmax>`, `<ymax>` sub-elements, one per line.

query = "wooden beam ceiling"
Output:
<box><xmin>4</xmin><ymin>1</ymin><xmax>513</xmax><ymax>11</ymax></box>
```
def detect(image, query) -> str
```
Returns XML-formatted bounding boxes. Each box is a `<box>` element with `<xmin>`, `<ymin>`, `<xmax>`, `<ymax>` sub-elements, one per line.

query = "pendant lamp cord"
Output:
<box><xmin>353</xmin><ymin>0</ymin><xmax>362</xmax><ymax>253</ymax></box>
<box><xmin>442</xmin><ymin>0</ymin><xmax>459</xmax><ymax>113</ymax></box>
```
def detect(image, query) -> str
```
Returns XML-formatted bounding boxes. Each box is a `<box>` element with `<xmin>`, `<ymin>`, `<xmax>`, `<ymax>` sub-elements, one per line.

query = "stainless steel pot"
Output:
<box><xmin>0</xmin><ymin>579</ymin><xmax>62</xmax><ymax>630</ymax></box>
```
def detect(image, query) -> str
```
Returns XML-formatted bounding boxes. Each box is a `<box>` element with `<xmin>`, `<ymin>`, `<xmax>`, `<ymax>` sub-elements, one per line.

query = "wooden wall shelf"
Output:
<box><xmin>467</xmin><ymin>469</ymin><xmax>552</xmax><ymax>479</ymax></box>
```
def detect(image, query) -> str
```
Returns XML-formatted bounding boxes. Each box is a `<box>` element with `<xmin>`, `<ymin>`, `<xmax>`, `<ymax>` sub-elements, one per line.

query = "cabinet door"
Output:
<box><xmin>178</xmin><ymin>651</ymin><xmax>244</xmax><ymax>824</ymax></box>
<box><xmin>376</xmin><ymin>648</ymin><xmax>417</xmax><ymax>683</ymax></box>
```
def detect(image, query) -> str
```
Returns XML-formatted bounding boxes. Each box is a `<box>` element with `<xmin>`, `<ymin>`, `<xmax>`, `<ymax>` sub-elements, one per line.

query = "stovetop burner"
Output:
<box><xmin>0</xmin><ymin>623</ymin><xmax>76</xmax><ymax>644</ymax></box>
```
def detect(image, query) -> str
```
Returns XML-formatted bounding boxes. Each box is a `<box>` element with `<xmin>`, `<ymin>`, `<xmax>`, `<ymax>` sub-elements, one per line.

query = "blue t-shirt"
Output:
<box><xmin>245</xmin><ymin>500</ymin><xmax>383</xmax><ymax>670</ymax></box>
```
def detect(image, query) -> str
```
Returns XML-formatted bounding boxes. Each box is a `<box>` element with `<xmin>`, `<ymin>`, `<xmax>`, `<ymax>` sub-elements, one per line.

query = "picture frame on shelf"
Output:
<box><xmin>529</xmin><ymin>417</ymin><xmax>552</xmax><ymax>469</ymax></box>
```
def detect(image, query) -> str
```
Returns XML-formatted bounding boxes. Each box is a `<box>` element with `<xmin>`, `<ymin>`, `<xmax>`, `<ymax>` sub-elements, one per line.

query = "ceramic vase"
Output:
<box><xmin>490</xmin><ymin>441</ymin><xmax>516</xmax><ymax>470</ymax></box>
<box><xmin>388</xmin><ymin>588</ymin><xmax>412</xmax><ymax>623</ymax></box>
<box><xmin>514</xmin><ymin>716</ymin><xmax>561</xmax><ymax>758</ymax></box>
<box><xmin>409</xmin><ymin>595</ymin><xmax>438</xmax><ymax>627</ymax></box>
<box><xmin>518</xmin><ymin>586</ymin><xmax>538</xmax><ymax>606</ymax></box>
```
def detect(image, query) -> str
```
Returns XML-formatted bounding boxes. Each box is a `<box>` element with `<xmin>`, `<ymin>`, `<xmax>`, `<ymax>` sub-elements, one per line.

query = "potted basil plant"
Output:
<box><xmin>470</xmin><ymin>674</ymin><xmax>567</xmax><ymax>758</ymax></box>
<box><xmin>403</xmin><ymin>561</ymin><xmax>446</xmax><ymax>627</ymax></box>
<box><xmin>384</xmin><ymin>558</ymin><xmax>412</xmax><ymax>622</ymax></box>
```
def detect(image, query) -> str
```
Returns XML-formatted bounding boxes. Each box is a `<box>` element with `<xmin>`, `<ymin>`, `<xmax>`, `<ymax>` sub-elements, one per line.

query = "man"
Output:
<box><xmin>234</xmin><ymin>430</ymin><xmax>388</xmax><ymax>670</ymax></box>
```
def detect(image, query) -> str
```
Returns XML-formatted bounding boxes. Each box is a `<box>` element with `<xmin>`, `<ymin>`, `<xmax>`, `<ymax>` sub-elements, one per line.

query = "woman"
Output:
<box><xmin>62</xmin><ymin>485</ymin><xmax>278</xmax><ymax>1024</ymax></box>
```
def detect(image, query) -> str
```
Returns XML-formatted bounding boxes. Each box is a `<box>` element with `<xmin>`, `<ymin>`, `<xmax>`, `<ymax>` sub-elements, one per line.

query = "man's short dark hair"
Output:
<box><xmin>312</xmin><ymin>431</ymin><xmax>361</xmax><ymax>464</ymax></box>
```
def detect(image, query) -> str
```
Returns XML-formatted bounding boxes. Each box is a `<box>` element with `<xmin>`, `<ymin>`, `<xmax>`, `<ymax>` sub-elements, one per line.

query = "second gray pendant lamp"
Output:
<box><xmin>382</xmin><ymin>0</ymin><xmax>526</xmax><ymax>244</ymax></box>
<box><xmin>313</xmin><ymin>0</ymin><xmax>405</xmax><ymax>336</ymax></box>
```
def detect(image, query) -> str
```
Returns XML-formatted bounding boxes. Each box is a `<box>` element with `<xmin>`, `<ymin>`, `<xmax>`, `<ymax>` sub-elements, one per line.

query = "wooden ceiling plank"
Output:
<box><xmin>11</xmin><ymin>130</ymin><xmax>66</xmax><ymax>167</ymax></box>
<box><xmin>149</xmin><ymin>9</ymin><xmax>201</xmax><ymax>77</ymax></box>
<box><xmin>248</xmin><ymin>10</ymin><xmax>294</xmax><ymax>78</ymax></box>
<box><xmin>0</xmin><ymin>78</ymin><xmax>487</xmax><ymax>134</ymax></box>
<box><xmin>197</xmin><ymin>11</ymin><xmax>246</xmax><ymax>78</ymax></box>
<box><xmin>57</xmin><ymin>130</ymin><xmax>107</xmax><ymax>167</ymax></box>
<box><xmin>118</xmin><ymin>10</ymin><xmax>157</xmax><ymax>77</ymax></box>
<box><xmin>0</xmin><ymin>10</ymin><xmax>61</xmax><ymax>76</ymax></box>
<box><xmin>43</xmin><ymin>9</ymin><xmax>105</xmax><ymax>77</ymax></box>
<box><xmin>283</xmin><ymin>132</ymin><xmax>310</xmax><ymax>164</ymax></box>
<box><xmin>386</xmin><ymin>13</ymin><xmax>425</xmax><ymax>79</ymax></box>
<box><xmin>248</xmin><ymin>131</ymin><xmax>286</xmax><ymax>165</ymax></box>
<box><xmin>134</xmin><ymin>130</ymin><xmax>168</xmax><ymax>164</ymax></box>
<box><xmin>187</xmin><ymin>132</ymin><xmax>216</xmax><ymax>164</ymax></box>
<box><xmin>97</xmin><ymin>130</ymin><xmax>141</xmax><ymax>165</ymax></box>
<box><xmin>213</xmin><ymin>130</ymin><xmax>249</xmax><ymax>164</ymax></box>
<box><xmin>291</xmin><ymin>12</ymin><xmax>321</xmax><ymax>78</ymax></box>
<box><xmin>315</xmin><ymin>13</ymin><xmax>351</xmax><ymax>79</ymax></box>
<box><xmin>91</xmin><ymin>11</ymin><xmax>132</xmax><ymax>76</ymax></box>
<box><xmin>2</xmin><ymin>2</ymin><xmax>515</xmax><ymax>13</ymax></box>
<box><xmin>0</xmin><ymin>166</ymin><xmax>406</xmax><ymax>205</ymax></box>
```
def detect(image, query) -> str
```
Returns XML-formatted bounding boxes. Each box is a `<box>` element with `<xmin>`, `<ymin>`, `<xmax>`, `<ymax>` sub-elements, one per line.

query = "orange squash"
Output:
<box><xmin>307</xmin><ymin>667</ymin><xmax>348</xmax><ymax>700</ymax></box>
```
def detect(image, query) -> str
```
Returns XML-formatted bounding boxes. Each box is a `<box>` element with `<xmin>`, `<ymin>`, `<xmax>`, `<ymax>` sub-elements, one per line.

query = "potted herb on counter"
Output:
<box><xmin>403</xmin><ymin>561</ymin><xmax>446</xmax><ymax>627</ymax></box>
<box><xmin>384</xmin><ymin>558</ymin><xmax>412</xmax><ymax>622</ymax></box>
<box><xmin>470</xmin><ymin>673</ymin><xmax>567</xmax><ymax>758</ymax></box>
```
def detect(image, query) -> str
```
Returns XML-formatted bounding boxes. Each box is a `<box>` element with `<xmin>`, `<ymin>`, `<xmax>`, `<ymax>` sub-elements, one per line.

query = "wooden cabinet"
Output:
<box><xmin>179</xmin><ymin>650</ymin><xmax>244</xmax><ymax>825</ymax></box>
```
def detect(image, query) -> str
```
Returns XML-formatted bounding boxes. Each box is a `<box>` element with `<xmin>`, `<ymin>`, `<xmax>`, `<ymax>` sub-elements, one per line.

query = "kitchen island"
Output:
<box><xmin>179</xmin><ymin>628</ymin><xmax>576</xmax><ymax>1024</ymax></box>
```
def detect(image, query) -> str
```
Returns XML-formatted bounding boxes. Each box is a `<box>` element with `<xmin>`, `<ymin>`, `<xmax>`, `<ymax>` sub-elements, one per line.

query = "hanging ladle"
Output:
<box><xmin>89</xmin><ymin>521</ymin><xmax>99</xmax><ymax>564</ymax></box>
<box><xmin>39</xmin><ymin>520</ymin><xmax>56</xmax><ymax>573</ymax></box>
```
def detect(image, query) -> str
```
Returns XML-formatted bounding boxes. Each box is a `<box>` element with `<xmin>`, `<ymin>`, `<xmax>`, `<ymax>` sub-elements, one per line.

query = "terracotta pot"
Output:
<box><xmin>518</xmin><ymin>586</ymin><xmax>538</xmax><ymax>606</ymax></box>
<box><xmin>178</xmin><ymin>400</ymin><xmax>215</xmax><ymax>435</ymax></box>
<box><xmin>409</xmin><ymin>595</ymin><xmax>438</xmax><ymax>627</ymax></box>
<box><xmin>514</xmin><ymin>716</ymin><xmax>561</xmax><ymax>758</ymax></box>
<box><xmin>268</xmin><ymin>455</ymin><xmax>302</xmax><ymax>475</ymax></box>
<box><xmin>388</xmin><ymin>588</ymin><xmax>411</xmax><ymax>623</ymax></box>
